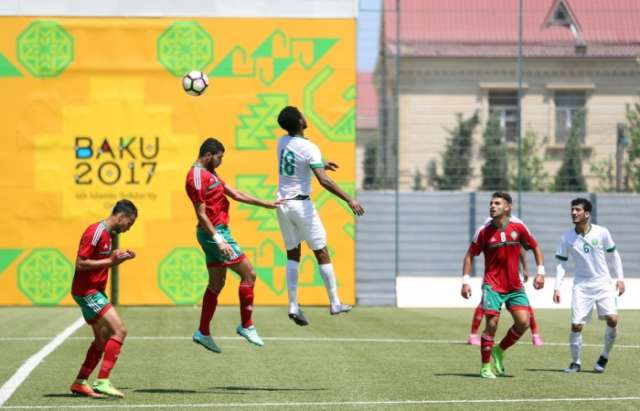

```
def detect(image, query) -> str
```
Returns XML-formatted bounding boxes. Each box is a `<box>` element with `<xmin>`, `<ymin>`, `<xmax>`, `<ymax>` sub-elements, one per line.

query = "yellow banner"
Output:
<box><xmin>0</xmin><ymin>17</ymin><xmax>356</xmax><ymax>306</ymax></box>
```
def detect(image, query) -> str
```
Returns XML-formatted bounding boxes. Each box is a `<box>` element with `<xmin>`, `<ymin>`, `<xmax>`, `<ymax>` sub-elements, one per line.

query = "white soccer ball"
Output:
<box><xmin>182</xmin><ymin>70</ymin><xmax>209</xmax><ymax>96</ymax></box>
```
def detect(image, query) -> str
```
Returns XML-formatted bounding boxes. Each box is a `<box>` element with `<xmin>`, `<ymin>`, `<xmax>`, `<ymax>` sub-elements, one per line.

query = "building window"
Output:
<box><xmin>488</xmin><ymin>91</ymin><xmax>518</xmax><ymax>142</ymax></box>
<box><xmin>555</xmin><ymin>91</ymin><xmax>586</xmax><ymax>143</ymax></box>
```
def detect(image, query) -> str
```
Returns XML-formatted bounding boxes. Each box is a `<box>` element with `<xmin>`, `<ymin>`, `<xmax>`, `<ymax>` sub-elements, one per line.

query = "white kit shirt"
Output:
<box><xmin>555</xmin><ymin>224</ymin><xmax>617</xmax><ymax>289</ymax></box>
<box><xmin>276</xmin><ymin>135</ymin><xmax>324</xmax><ymax>199</ymax></box>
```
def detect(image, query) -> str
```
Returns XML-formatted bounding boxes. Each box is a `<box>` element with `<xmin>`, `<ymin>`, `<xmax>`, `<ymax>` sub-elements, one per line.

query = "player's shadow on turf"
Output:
<box><xmin>526</xmin><ymin>368</ymin><xmax>599</xmax><ymax>374</ymax></box>
<box><xmin>135</xmin><ymin>388</ymin><xmax>200</xmax><ymax>394</ymax></box>
<box><xmin>433</xmin><ymin>373</ymin><xmax>514</xmax><ymax>378</ymax></box>
<box><xmin>210</xmin><ymin>386</ymin><xmax>327</xmax><ymax>392</ymax></box>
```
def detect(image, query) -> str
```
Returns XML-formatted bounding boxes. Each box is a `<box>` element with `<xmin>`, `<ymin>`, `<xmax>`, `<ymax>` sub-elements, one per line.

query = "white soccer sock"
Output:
<box><xmin>286</xmin><ymin>260</ymin><xmax>299</xmax><ymax>312</ymax></box>
<box><xmin>569</xmin><ymin>331</ymin><xmax>582</xmax><ymax>364</ymax></box>
<box><xmin>319</xmin><ymin>263</ymin><xmax>340</xmax><ymax>307</ymax></box>
<box><xmin>602</xmin><ymin>326</ymin><xmax>617</xmax><ymax>359</ymax></box>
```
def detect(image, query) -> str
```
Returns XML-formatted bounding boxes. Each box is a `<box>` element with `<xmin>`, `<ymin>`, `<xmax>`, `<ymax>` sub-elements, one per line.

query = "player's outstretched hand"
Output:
<box><xmin>324</xmin><ymin>161</ymin><xmax>339</xmax><ymax>171</ymax></box>
<box><xmin>124</xmin><ymin>249</ymin><xmax>136</xmax><ymax>259</ymax></box>
<box><xmin>461</xmin><ymin>284</ymin><xmax>472</xmax><ymax>299</ymax></box>
<box><xmin>533</xmin><ymin>274</ymin><xmax>545</xmax><ymax>289</ymax></box>
<box><xmin>264</xmin><ymin>199</ymin><xmax>284</xmax><ymax>209</ymax></box>
<box><xmin>348</xmin><ymin>199</ymin><xmax>365</xmax><ymax>216</ymax></box>
<box><xmin>616</xmin><ymin>280</ymin><xmax>625</xmax><ymax>296</ymax></box>
<box><xmin>553</xmin><ymin>290</ymin><xmax>561</xmax><ymax>304</ymax></box>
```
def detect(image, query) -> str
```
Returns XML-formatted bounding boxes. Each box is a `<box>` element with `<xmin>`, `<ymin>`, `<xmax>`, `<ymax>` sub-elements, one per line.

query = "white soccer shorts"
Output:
<box><xmin>276</xmin><ymin>200</ymin><xmax>327</xmax><ymax>251</ymax></box>
<box><xmin>571</xmin><ymin>283</ymin><xmax>618</xmax><ymax>325</ymax></box>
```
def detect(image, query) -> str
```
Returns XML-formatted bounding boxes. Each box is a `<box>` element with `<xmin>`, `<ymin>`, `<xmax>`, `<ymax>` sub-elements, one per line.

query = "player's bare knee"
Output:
<box><xmin>571</xmin><ymin>324</ymin><xmax>583</xmax><ymax>332</ymax></box>
<box><xmin>287</xmin><ymin>246</ymin><xmax>301</xmax><ymax>262</ymax></box>
<box><xmin>606</xmin><ymin>316</ymin><xmax>618</xmax><ymax>328</ymax></box>
<box><xmin>115</xmin><ymin>325</ymin><xmax>128</xmax><ymax>341</ymax></box>
<box><xmin>313</xmin><ymin>247</ymin><xmax>330</xmax><ymax>264</ymax></box>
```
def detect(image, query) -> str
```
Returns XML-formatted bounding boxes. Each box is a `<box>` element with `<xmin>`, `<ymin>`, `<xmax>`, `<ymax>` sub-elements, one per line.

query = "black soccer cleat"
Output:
<box><xmin>564</xmin><ymin>362</ymin><xmax>581</xmax><ymax>373</ymax></box>
<box><xmin>593</xmin><ymin>355</ymin><xmax>608</xmax><ymax>373</ymax></box>
<box><xmin>288</xmin><ymin>309</ymin><xmax>309</xmax><ymax>326</ymax></box>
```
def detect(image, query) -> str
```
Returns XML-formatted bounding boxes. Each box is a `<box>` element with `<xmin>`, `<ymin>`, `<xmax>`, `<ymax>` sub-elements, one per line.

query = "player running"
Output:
<box><xmin>69</xmin><ymin>199</ymin><xmax>137</xmax><ymax>398</ymax></box>
<box><xmin>461</xmin><ymin>192</ymin><xmax>545</xmax><ymax>378</ymax></box>
<box><xmin>275</xmin><ymin>106</ymin><xmax>365</xmax><ymax>326</ymax></box>
<box><xmin>553</xmin><ymin>197</ymin><xmax>625</xmax><ymax>373</ymax></box>
<box><xmin>467</xmin><ymin>248</ymin><xmax>543</xmax><ymax>346</ymax></box>
<box><xmin>187</xmin><ymin>138</ymin><xmax>281</xmax><ymax>352</ymax></box>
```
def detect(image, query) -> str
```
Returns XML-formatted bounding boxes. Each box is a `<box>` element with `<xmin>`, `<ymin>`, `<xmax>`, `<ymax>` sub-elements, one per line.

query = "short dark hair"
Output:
<box><xmin>277</xmin><ymin>106</ymin><xmax>302</xmax><ymax>135</ymax></box>
<box><xmin>199</xmin><ymin>138</ymin><xmax>225</xmax><ymax>157</ymax></box>
<box><xmin>491</xmin><ymin>191</ymin><xmax>512</xmax><ymax>204</ymax></box>
<box><xmin>571</xmin><ymin>197</ymin><xmax>592</xmax><ymax>213</ymax></box>
<box><xmin>112</xmin><ymin>199</ymin><xmax>137</xmax><ymax>217</ymax></box>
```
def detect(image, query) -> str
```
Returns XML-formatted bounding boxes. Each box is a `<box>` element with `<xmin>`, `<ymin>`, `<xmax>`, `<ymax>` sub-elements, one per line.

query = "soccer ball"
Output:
<box><xmin>182</xmin><ymin>70</ymin><xmax>209</xmax><ymax>96</ymax></box>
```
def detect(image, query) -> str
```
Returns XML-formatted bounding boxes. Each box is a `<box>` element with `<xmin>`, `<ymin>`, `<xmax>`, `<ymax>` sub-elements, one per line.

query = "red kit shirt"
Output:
<box><xmin>185</xmin><ymin>164</ymin><xmax>229</xmax><ymax>227</ymax></box>
<box><xmin>71</xmin><ymin>221</ymin><xmax>112</xmax><ymax>296</ymax></box>
<box><xmin>468</xmin><ymin>217</ymin><xmax>538</xmax><ymax>293</ymax></box>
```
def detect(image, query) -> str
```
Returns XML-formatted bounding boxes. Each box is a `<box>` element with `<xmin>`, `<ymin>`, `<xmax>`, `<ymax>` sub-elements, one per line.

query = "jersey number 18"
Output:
<box><xmin>279</xmin><ymin>149</ymin><xmax>296</xmax><ymax>176</ymax></box>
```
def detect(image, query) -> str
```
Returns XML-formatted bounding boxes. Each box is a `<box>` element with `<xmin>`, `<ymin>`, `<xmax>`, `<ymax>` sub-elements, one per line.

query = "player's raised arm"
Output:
<box><xmin>312</xmin><ymin>167</ymin><xmax>364</xmax><ymax>216</ymax></box>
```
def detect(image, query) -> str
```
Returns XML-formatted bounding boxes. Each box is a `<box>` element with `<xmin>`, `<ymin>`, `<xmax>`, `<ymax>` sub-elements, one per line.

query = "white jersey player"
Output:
<box><xmin>553</xmin><ymin>198</ymin><xmax>625</xmax><ymax>374</ymax></box>
<box><xmin>275</xmin><ymin>106</ymin><xmax>365</xmax><ymax>326</ymax></box>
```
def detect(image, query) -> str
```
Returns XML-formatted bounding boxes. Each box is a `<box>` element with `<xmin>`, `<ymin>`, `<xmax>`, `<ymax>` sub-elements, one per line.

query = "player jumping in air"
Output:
<box><xmin>69</xmin><ymin>199</ymin><xmax>137</xmax><ymax>398</ymax></box>
<box><xmin>187</xmin><ymin>138</ymin><xmax>281</xmax><ymax>352</ymax></box>
<box><xmin>275</xmin><ymin>106</ymin><xmax>365</xmax><ymax>326</ymax></box>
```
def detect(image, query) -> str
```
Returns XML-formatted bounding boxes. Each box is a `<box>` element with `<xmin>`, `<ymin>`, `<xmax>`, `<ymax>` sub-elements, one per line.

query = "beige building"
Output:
<box><xmin>374</xmin><ymin>0</ymin><xmax>640</xmax><ymax>191</ymax></box>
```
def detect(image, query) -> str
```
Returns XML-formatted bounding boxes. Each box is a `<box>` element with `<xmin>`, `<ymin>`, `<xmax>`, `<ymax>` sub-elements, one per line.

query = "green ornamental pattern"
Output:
<box><xmin>157</xmin><ymin>21</ymin><xmax>213</xmax><ymax>77</ymax></box>
<box><xmin>236</xmin><ymin>175</ymin><xmax>279</xmax><ymax>231</ymax></box>
<box><xmin>303</xmin><ymin>66</ymin><xmax>355</xmax><ymax>142</ymax></box>
<box><xmin>211</xmin><ymin>29</ymin><xmax>337</xmax><ymax>86</ymax></box>
<box><xmin>158</xmin><ymin>248</ymin><xmax>208</xmax><ymax>305</ymax></box>
<box><xmin>17</xmin><ymin>248</ymin><xmax>72</xmax><ymax>305</ymax></box>
<box><xmin>236</xmin><ymin>94</ymin><xmax>288</xmax><ymax>150</ymax></box>
<box><xmin>17</xmin><ymin>21</ymin><xmax>73</xmax><ymax>77</ymax></box>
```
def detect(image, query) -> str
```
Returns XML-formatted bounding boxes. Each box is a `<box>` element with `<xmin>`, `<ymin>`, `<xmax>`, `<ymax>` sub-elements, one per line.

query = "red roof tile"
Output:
<box><xmin>383</xmin><ymin>0</ymin><xmax>640</xmax><ymax>57</ymax></box>
<box><xmin>357</xmin><ymin>72</ymin><xmax>378</xmax><ymax>129</ymax></box>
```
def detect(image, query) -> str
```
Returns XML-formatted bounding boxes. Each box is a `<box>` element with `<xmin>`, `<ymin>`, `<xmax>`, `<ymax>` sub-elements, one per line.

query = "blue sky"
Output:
<box><xmin>357</xmin><ymin>0</ymin><xmax>382</xmax><ymax>72</ymax></box>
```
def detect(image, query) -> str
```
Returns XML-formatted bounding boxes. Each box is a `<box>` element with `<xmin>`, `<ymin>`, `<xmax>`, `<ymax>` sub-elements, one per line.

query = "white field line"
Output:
<box><xmin>0</xmin><ymin>317</ymin><xmax>84</xmax><ymax>407</ymax></box>
<box><xmin>1</xmin><ymin>335</ymin><xmax>639</xmax><ymax>349</ymax></box>
<box><xmin>2</xmin><ymin>396</ymin><xmax>640</xmax><ymax>409</ymax></box>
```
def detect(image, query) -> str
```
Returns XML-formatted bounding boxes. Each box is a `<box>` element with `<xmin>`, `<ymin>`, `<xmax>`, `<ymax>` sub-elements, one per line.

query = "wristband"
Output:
<box><xmin>462</xmin><ymin>274</ymin><xmax>471</xmax><ymax>285</ymax></box>
<box><xmin>536</xmin><ymin>265</ymin><xmax>545</xmax><ymax>276</ymax></box>
<box><xmin>212</xmin><ymin>232</ymin><xmax>225</xmax><ymax>244</ymax></box>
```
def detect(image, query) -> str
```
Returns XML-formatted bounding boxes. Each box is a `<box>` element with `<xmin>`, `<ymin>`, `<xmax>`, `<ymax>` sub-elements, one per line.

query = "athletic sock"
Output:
<box><xmin>239</xmin><ymin>280</ymin><xmax>254</xmax><ymax>328</ymax></box>
<box><xmin>499</xmin><ymin>325</ymin><xmax>524</xmax><ymax>351</ymax></box>
<box><xmin>570</xmin><ymin>331</ymin><xmax>582</xmax><ymax>364</ymax></box>
<box><xmin>76</xmin><ymin>342</ymin><xmax>104</xmax><ymax>380</ymax></box>
<box><xmin>481</xmin><ymin>333</ymin><xmax>494</xmax><ymax>364</ymax></box>
<box><xmin>319</xmin><ymin>263</ymin><xmax>340</xmax><ymax>306</ymax></box>
<box><xmin>470</xmin><ymin>305</ymin><xmax>484</xmax><ymax>334</ymax></box>
<box><xmin>199</xmin><ymin>288</ymin><xmax>219</xmax><ymax>335</ymax></box>
<box><xmin>286</xmin><ymin>260</ymin><xmax>299</xmax><ymax>312</ymax></box>
<box><xmin>97</xmin><ymin>337</ymin><xmax>122</xmax><ymax>379</ymax></box>
<box><xmin>602</xmin><ymin>326</ymin><xmax>617</xmax><ymax>358</ymax></box>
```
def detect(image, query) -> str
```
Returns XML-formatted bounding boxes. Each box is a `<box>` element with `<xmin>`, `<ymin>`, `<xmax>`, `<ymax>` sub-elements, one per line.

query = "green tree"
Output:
<box><xmin>553</xmin><ymin>111</ymin><xmax>587</xmax><ymax>192</ymax></box>
<box><xmin>510</xmin><ymin>129</ymin><xmax>551</xmax><ymax>191</ymax></box>
<box><xmin>362</xmin><ymin>139</ymin><xmax>381</xmax><ymax>190</ymax></box>
<box><xmin>624</xmin><ymin>99</ymin><xmax>640</xmax><ymax>192</ymax></box>
<box><xmin>427</xmin><ymin>112</ymin><xmax>479</xmax><ymax>190</ymax></box>
<box><xmin>412</xmin><ymin>168</ymin><xmax>425</xmax><ymax>191</ymax></box>
<box><xmin>480</xmin><ymin>114</ymin><xmax>509</xmax><ymax>190</ymax></box>
<box><xmin>591</xmin><ymin>98</ymin><xmax>640</xmax><ymax>192</ymax></box>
